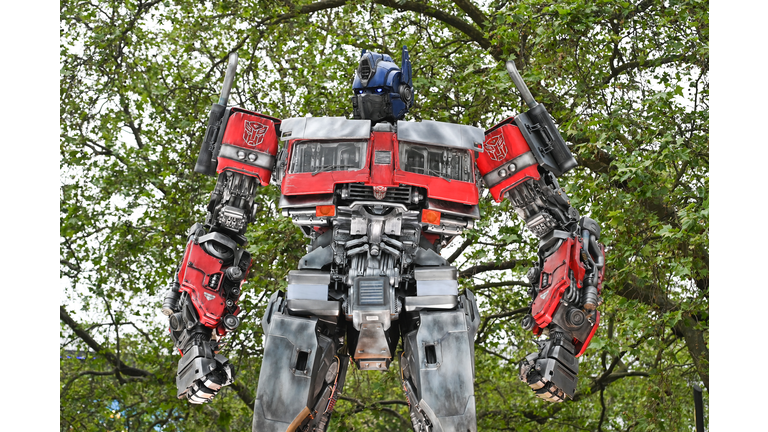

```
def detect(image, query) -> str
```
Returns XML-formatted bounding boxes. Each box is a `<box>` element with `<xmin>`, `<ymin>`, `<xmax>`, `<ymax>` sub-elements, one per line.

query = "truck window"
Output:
<box><xmin>399</xmin><ymin>142</ymin><xmax>473</xmax><ymax>182</ymax></box>
<box><xmin>289</xmin><ymin>141</ymin><xmax>368</xmax><ymax>174</ymax></box>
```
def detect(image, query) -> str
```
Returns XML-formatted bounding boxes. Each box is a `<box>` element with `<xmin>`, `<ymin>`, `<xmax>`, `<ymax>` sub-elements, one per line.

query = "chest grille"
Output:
<box><xmin>348</xmin><ymin>183</ymin><xmax>412</xmax><ymax>204</ymax></box>
<box><xmin>358</xmin><ymin>280</ymin><xmax>385</xmax><ymax>305</ymax></box>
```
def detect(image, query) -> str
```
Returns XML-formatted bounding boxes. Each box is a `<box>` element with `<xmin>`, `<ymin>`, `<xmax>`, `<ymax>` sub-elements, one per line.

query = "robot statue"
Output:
<box><xmin>160</xmin><ymin>47</ymin><xmax>605</xmax><ymax>432</ymax></box>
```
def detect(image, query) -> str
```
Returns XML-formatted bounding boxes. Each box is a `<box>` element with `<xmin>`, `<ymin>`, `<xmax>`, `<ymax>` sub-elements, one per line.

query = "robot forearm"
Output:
<box><xmin>161</xmin><ymin>100</ymin><xmax>282</xmax><ymax>403</ymax></box>
<box><xmin>161</xmin><ymin>218</ymin><xmax>252</xmax><ymax>403</ymax></box>
<box><xmin>476</xmin><ymin>95</ymin><xmax>606</xmax><ymax>401</ymax></box>
<box><xmin>517</xmin><ymin>215</ymin><xmax>605</xmax><ymax>401</ymax></box>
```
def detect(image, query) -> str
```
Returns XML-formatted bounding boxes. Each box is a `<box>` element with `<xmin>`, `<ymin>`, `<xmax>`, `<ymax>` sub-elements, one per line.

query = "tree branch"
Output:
<box><xmin>59</xmin><ymin>306</ymin><xmax>155</xmax><ymax>379</ymax></box>
<box><xmin>471</xmin><ymin>280</ymin><xmax>528</xmax><ymax>290</ymax></box>
<box><xmin>446</xmin><ymin>237</ymin><xmax>474</xmax><ymax>264</ymax></box>
<box><xmin>602</xmin><ymin>53</ymin><xmax>700</xmax><ymax>85</ymax></box>
<box><xmin>61</xmin><ymin>369</ymin><xmax>119</xmax><ymax>397</ymax></box>
<box><xmin>273</xmin><ymin>0</ymin><xmax>349</xmax><ymax>25</ymax></box>
<box><xmin>374</xmin><ymin>0</ymin><xmax>492</xmax><ymax>52</ymax></box>
<box><xmin>60</xmin><ymin>259</ymin><xmax>82</xmax><ymax>272</ymax></box>
<box><xmin>673</xmin><ymin>313</ymin><xmax>709</xmax><ymax>390</ymax></box>
<box><xmin>459</xmin><ymin>259</ymin><xmax>531</xmax><ymax>279</ymax></box>
<box><xmin>120</xmin><ymin>98</ymin><xmax>144</xmax><ymax>149</ymax></box>
<box><xmin>145</xmin><ymin>408</ymin><xmax>175</xmax><ymax>432</ymax></box>
<box><xmin>514</xmin><ymin>369</ymin><xmax>650</xmax><ymax>424</ymax></box>
<box><xmin>452</xmin><ymin>0</ymin><xmax>489</xmax><ymax>29</ymax></box>
<box><xmin>229</xmin><ymin>381</ymin><xmax>255</xmax><ymax>412</ymax></box>
<box><xmin>477</xmin><ymin>345</ymin><xmax>512</xmax><ymax>362</ymax></box>
<box><xmin>338</xmin><ymin>395</ymin><xmax>411</xmax><ymax>428</ymax></box>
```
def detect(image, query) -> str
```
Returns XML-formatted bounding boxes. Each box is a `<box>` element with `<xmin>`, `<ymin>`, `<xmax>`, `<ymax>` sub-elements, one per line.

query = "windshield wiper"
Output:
<box><xmin>312</xmin><ymin>164</ymin><xmax>356</xmax><ymax>176</ymax></box>
<box><xmin>427</xmin><ymin>168</ymin><xmax>451</xmax><ymax>182</ymax></box>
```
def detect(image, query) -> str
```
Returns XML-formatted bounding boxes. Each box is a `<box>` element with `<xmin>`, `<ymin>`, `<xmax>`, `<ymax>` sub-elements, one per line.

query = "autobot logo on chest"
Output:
<box><xmin>485</xmin><ymin>133</ymin><xmax>508</xmax><ymax>161</ymax></box>
<box><xmin>373</xmin><ymin>186</ymin><xmax>387</xmax><ymax>200</ymax></box>
<box><xmin>243</xmin><ymin>120</ymin><xmax>269</xmax><ymax>147</ymax></box>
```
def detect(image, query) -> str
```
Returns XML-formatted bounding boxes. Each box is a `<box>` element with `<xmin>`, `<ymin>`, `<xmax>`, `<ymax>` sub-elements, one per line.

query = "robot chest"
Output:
<box><xmin>281</xmin><ymin>131</ymin><xmax>480</xmax><ymax>205</ymax></box>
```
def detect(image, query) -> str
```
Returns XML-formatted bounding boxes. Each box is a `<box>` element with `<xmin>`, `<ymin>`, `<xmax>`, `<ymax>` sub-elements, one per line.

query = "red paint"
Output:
<box><xmin>392</xmin><ymin>134</ymin><xmax>479</xmax><ymax>205</ymax></box>
<box><xmin>215</xmin><ymin>160</ymin><xmax>273</xmax><ymax>185</ymax></box>
<box><xmin>282</xmin><ymin>131</ymin><xmax>480</xmax><ymax>206</ymax></box>
<box><xmin>221</xmin><ymin>108</ymin><xmax>280</xmax><ymax>155</ymax></box>
<box><xmin>531</xmin><ymin>236</ymin><xmax>588</xmax><ymax>328</ymax></box>
<box><xmin>570</xmin><ymin>237</ymin><xmax>587</xmax><ymax>289</ymax></box>
<box><xmin>281</xmin><ymin>137</ymin><xmax>372</xmax><ymax>195</ymax></box>
<box><xmin>177</xmin><ymin>241</ymin><xmax>242</xmax><ymax>329</ymax></box>
<box><xmin>368</xmin><ymin>132</ymin><xmax>395</xmax><ymax>187</ymax></box>
<box><xmin>476</xmin><ymin>122</ymin><xmax>541</xmax><ymax>202</ymax></box>
<box><xmin>421</xmin><ymin>232</ymin><xmax>440</xmax><ymax>245</ymax></box>
<box><xmin>575</xmin><ymin>311</ymin><xmax>600</xmax><ymax>357</ymax></box>
<box><xmin>532</xmin><ymin>237</ymin><xmax>574</xmax><ymax>327</ymax></box>
<box><xmin>216</xmin><ymin>108</ymin><xmax>280</xmax><ymax>185</ymax></box>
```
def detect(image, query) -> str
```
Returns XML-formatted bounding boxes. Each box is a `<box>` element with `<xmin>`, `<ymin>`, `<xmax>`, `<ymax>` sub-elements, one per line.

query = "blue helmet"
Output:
<box><xmin>351</xmin><ymin>46</ymin><xmax>413</xmax><ymax>123</ymax></box>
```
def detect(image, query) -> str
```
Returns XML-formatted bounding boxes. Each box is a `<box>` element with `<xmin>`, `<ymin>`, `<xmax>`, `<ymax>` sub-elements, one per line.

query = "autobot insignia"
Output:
<box><xmin>243</xmin><ymin>120</ymin><xmax>268</xmax><ymax>147</ymax></box>
<box><xmin>484</xmin><ymin>133</ymin><xmax>508</xmax><ymax>161</ymax></box>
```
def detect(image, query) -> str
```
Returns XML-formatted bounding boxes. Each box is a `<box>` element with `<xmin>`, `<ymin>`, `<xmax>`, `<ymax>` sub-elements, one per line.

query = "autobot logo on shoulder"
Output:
<box><xmin>203</xmin><ymin>292</ymin><xmax>216</xmax><ymax>301</ymax></box>
<box><xmin>243</xmin><ymin>120</ymin><xmax>268</xmax><ymax>147</ymax></box>
<box><xmin>485</xmin><ymin>133</ymin><xmax>508</xmax><ymax>162</ymax></box>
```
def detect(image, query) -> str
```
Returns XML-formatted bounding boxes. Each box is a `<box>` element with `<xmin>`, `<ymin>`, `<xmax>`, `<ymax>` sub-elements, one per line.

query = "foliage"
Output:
<box><xmin>60</xmin><ymin>0</ymin><xmax>708</xmax><ymax>430</ymax></box>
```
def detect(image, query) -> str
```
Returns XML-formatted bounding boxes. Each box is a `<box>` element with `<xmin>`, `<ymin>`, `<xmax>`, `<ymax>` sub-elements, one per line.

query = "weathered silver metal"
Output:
<box><xmin>252</xmin><ymin>293</ymin><xmax>343</xmax><ymax>432</ymax></box>
<box><xmin>423</xmin><ymin>198</ymin><xmax>481</xmax><ymax>220</ymax></box>
<box><xmin>404</xmin><ymin>295</ymin><xmax>458</xmax><ymax>312</ymax></box>
<box><xmin>217</xmin><ymin>143</ymin><xmax>276</xmax><ymax>171</ymax></box>
<box><xmin>400</xmin><ymin>291</ymin><xmax>481</xmax><ymax>431</ymax></box>
<box><xmin>218</xmin><ymin>52</ymin><xmax>238</xmax><ymax>106</ymax></box>
<box><xmin>279</xmin><ymin>117</ymin><xmax>371</xmax><ymax>141</ymax></box>
<box><xmin>482</xmin><ymin>150</ymin><xmax>538</xmax><ymax>188</ymax></box>
<box><xmin>397</xmin><ymin>120</ymin><xmax>485</xmax><ymax>151</ymax></box>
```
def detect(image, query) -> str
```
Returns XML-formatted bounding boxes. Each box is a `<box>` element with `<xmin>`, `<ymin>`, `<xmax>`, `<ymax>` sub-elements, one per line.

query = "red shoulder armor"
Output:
<box><xmin>476</xmin><ymin>118</ymin><xmax>541</xmax><ymax>202</ymax></box>
<box><xmin>215</xmin><ymin>108</ymin><xmax>281</xmax><ymax>185</ymax></box>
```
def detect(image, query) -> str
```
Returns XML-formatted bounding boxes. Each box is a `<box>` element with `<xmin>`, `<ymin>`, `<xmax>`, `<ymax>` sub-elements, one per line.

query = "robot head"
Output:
<box><xmin>351</xmin><ymin>46</ymin><xmax>413</xmax><ymax>124</ymax></box>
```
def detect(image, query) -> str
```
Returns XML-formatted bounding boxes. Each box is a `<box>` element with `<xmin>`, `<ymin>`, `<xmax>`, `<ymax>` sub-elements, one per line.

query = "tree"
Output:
<box><xmin>60</xmin><ymin>0</ymin><xmax>708</xmax><ymax>430</ymax></box>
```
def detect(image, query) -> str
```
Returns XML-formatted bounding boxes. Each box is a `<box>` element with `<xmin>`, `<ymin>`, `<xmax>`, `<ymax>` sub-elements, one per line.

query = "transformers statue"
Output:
<box><xmin>160</xmin><ymin>46</ymin><xmax>605</xmax><ymax>432</ymax></box>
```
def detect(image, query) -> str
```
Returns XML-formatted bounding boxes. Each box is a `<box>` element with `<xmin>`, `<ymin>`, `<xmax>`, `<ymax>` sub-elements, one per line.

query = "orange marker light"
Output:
<box><xmin>316</xmin><ymin>205</ymin><xmax>336</xmax><ymax>217</ymax></box>
<box><xmin>421</xmin><ymin>209</ymin><xmax>441</xmax><ymax>225</ymax></box>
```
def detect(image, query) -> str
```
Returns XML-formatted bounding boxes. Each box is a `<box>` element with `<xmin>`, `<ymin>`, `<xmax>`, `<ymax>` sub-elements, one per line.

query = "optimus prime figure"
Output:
<box><xmin>160</xmin><ymin>47</ymin><xmax>605</xmax><ymax>432</ymax></box>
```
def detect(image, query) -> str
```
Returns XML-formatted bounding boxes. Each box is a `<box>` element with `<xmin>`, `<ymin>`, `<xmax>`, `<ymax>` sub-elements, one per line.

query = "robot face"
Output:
<box><xmin>351</xmin><ymin>49</ymin><xmax>413</xmax><ymax>123</ymax></box>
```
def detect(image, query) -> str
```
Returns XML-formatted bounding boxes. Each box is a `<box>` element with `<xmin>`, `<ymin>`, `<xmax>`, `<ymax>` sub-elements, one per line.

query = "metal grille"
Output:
<box><xmin>348</xmin><ymin>184</ymin><xmax>412</xmax><ymax>204</ymax></box>
<box><xmin>359</xmin><ymin>62</ymin><xmax>372</xmax><ymax>80</ymax></box>
<box><xmin>359</xmin><ymin>280</ymin><xmax>385</xmax><ymax>305</ymax></box>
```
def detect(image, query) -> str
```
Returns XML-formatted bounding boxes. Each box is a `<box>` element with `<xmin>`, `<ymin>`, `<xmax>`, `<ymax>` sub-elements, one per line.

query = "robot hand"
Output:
<box><xmin>518</xmin><ymin>328</ymin><xmax>578</xmax><ymax>402</ymax></box>
<box><xmin>162</xmin><ymin>287</ymin><xmax>237</xmax><ymax>404</ymax></box>
<box><xmin>175</xmin><ymin>342</ymin><xmax>235</xmax><ymax>404</ymax></box>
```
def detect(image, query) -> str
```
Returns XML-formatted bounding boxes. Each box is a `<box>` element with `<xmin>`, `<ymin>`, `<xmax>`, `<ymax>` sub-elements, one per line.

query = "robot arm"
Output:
<box><xmin>160</xmin><ymin>53</ymin><xmax>282</xmax><ymax>404</ymax></box>
<box><xmin>475</xmin><ymin>61</ymin><xmax>606</xmax><ymax>402</ymax></box>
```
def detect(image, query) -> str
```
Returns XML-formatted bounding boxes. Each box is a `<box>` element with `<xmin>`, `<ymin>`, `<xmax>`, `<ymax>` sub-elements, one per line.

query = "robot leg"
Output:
<box><xmin>400</xmin><ymin>290</ymin><xmax>480</xmax><ymax>432</ymax></box>
<box><xmin>252</xmin><ymin>291</ymin><xmax>348</xmax><ymax>432</ymax></box>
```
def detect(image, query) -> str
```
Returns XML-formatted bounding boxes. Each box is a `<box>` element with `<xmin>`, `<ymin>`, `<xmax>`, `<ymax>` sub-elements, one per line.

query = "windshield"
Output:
<box><xmin>289</xmin><ymin>141</ymin><xmax>368</xmax><ymax>174</ymax></box>
<box><xmin>399</xmin><ymin>142</ymin><xmax>473</xmax><ymax>182</ymax></box>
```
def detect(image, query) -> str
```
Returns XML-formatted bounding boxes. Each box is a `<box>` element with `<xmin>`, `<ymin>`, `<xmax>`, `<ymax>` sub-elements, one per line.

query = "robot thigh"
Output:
<box><xmin>400</xmin><ymin>291</ymin><xmax>480</xmax><ymax>432</ymax></box>
<box><xmin>252</xmin><ymin>292</ymin><xmax>345</xmax><ymax>432</ymax></box>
